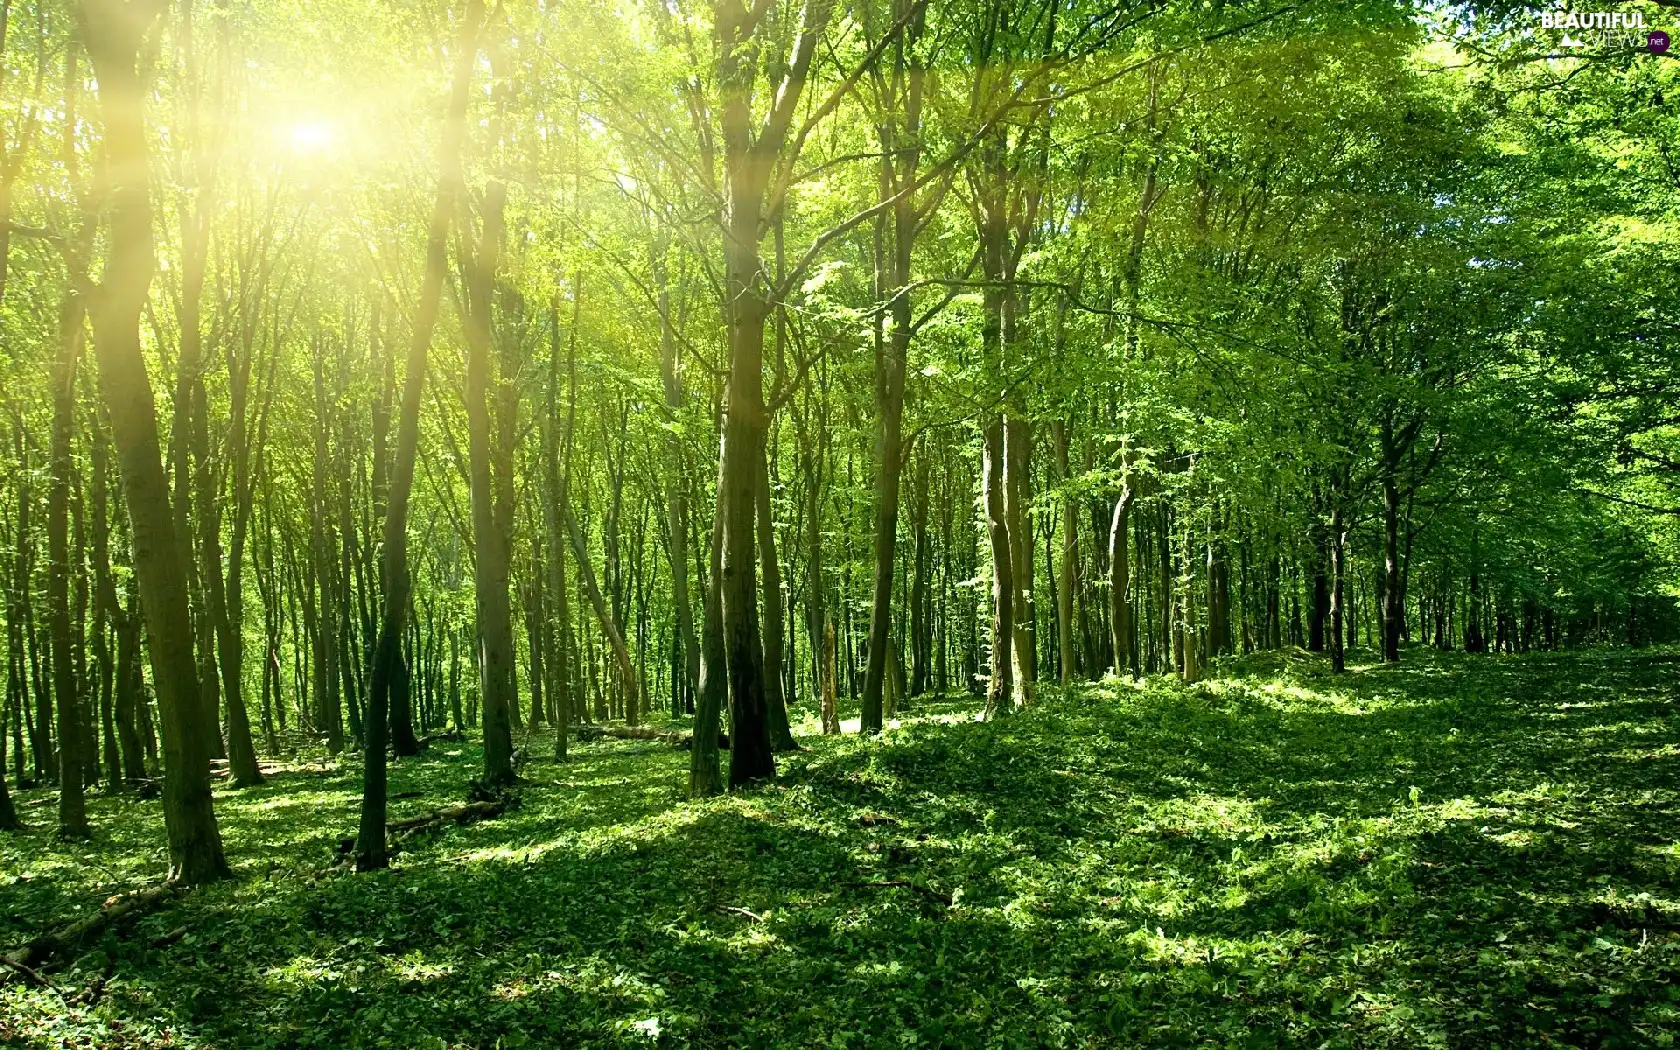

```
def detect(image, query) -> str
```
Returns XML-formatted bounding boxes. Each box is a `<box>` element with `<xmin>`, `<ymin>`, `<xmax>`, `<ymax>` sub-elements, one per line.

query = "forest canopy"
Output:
<box><xmin>1</xmin><ymin>0</ymin><xmax>1679</xmax><ymax>1044</ymax></box>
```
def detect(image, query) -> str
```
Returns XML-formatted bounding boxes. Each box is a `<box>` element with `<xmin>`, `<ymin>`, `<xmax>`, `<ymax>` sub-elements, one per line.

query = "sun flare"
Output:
<box><xmin>285</xmin><ymin>119</ymin><xmax>336</xmax><ymax>154</ymax></box>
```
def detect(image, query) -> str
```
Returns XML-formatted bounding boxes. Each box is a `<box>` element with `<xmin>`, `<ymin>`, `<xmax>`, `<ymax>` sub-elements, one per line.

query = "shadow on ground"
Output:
<box><xmin>3</xmin><ymin>648</ymin><xmax>1678</xmax><ymax>1048</ymax></box>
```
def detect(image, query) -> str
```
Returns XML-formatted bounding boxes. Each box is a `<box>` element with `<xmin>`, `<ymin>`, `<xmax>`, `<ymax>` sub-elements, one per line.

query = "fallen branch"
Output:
<box><xmin>337</xmin><ymin>798</ymin><xmax>510</xmax><ymax>854</ymax></box>
<box><xmin>210</xmin><ymin>761</ymin><xmax>285</xmax><ymax>780</ymax></box>
<box><xmin>715</xmin><ymin>904</ymin><xmax>764</xmax><ymax>922</ymax></box>
<box><xmin>575</xmin><ymin>725</ymin><xmax>730</xmax><ymax>750</ymax></box>
<box><xmin>0</xmin><ymin>954</ymin><xmax>63</xmax><ymax>994</ymax></box>
<box><xmin>417</xmin><ymin>730</ymin><xmax>464</xmax><ymax>747</ymax></box>
<box><xmin>3</xmin><ymin>882</ymin><xmax>183</xmax><ymax>975</ymax></box>
<box><xmin>851</xmin><ymin>879</ymin><xmax>953</xmax><ymax>907</ymax></box>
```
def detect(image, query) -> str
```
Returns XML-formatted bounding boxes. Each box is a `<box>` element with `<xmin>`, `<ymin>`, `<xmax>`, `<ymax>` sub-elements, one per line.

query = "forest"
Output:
<box><xmin>2</xmin><ymin>0</ymin><xmax>1679</xmax><ymax>1045</ymax></box>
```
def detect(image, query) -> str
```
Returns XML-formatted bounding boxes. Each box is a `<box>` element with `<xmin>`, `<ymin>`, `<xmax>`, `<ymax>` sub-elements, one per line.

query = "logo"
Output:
<box><xmin>1537</xmin><ymin>10</ymin><xmax>1668</xmax><ymax>51</ymax></box>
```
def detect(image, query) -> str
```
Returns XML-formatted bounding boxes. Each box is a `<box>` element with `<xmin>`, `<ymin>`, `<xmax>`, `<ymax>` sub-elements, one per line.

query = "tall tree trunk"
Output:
<box><xmin>909</xmin><ymin>448</ymin><xmax>931</xmax><ymax>695</ymax></box>
<box><xmin>562</xmin><ymin>495</ymin><xmax>640</xmax><ymax>723</ymax></box>
<box><xmin>461</xmin><ymin>178</ymin><xmax>516</xmax><ymax>786</ymax></box>
<box><xmin>48</xmin><ymin>223</ymin><xmax>88</xmax><ymax>838</ymax></box>
<box><xmin>91</xmin><ymin>418</ymin><xmax>122</xmax><ymax>790</ymax></box>
<box><xmin>309</xmin><ymin>351</ymin><xmax>344</xmax><ymax>754</ymax></box>
<box><xmin>859</xmin><ymin>55</ymin><xmax>920</xmax><ymax>730</ymax></box>
<box><xmin>1381</xmin><ymin>438</ymin><xmax>1403</xmax><ymax>664</ymax></box>
<box><xmin>355</xmin><ymin>0</ymin><xmax>478</xmax><ymax>871</ymax></box>
<box><xmin>708</xmin><ymin>0</ymin><xmax>830</xmax><ymax>785</ymax></box>
<box><xmin>80</xmin><ymin>0</ymin><xmax>227</xmax><ymax>885</ymax></box>
<box><xmin>981</xmin><ymin>417</ymin><xmax>1013</xmax><ymax>719</ymax></box>
<box><xmin>1308</xmin><ymin>521</ymin><xmax>1328</xmax><ymax>653</ymax></box>
<box><xmin>690</xmin><ymin>435</ymin><xmax>727</xmax><ymax>797</ymax></box>
<box><xmin>1329</xmin><ymin>504</ymin><xmax>1347</xmax><ymax>674</ymax></box>
<box><xmin>757</xmin><ymin>448</ymin><xmax>796</xmax><ymax>750</ymax></box>
<box><xmin>652</xmin><ymin>237</ymin><xmax>699</xmax><ymax>718</ymax></box>
<box><xmin>1005</xmin><ymin>416</ymin><xmax>1035</xmax><ymax>704</ymax></box>
<box><xmin>1053</xmin><ymin>422</ymin><xmax>1079</xmax><ymax>685</ymax></box>
<box><xmin>1108</xmin><ymin>488</ymin><xmax>1134</xmax><ymax>677</ymax></box>
<box><xmin>8</xmin><ymin>436</ymin><xmax>42</xmax><ymax>785</ymax></box>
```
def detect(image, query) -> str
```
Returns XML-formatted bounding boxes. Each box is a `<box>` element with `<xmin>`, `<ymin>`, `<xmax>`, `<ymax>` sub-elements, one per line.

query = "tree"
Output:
<box><xmin>78</xmin><ymin>0</ymin><xmax>227</xmax><ymax>885</ymax></box>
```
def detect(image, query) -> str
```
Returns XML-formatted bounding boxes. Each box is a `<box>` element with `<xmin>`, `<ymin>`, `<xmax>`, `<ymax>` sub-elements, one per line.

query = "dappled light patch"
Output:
<box><xmin>5</xmin><ymin>649</ymin><xmax>1680</xmax><ymax>1046</ymax></box>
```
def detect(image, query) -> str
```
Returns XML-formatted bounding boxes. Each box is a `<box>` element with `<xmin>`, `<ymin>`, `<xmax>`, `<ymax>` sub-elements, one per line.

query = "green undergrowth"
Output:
<box><xmin>4</xmin><ymin>648</ymin><xmax>1679</xmax><ymax>1048</ymax></box>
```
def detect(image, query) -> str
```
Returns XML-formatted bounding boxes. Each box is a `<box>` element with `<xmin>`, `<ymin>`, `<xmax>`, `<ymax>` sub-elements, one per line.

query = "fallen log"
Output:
<box><xmin>3</xmin><ymin>882</ymin><xmax>183</xmax><ymax>974</ymax></box>
<box><xmin>575</xmin><ymin>725</ymin><xmax>730</xmax><ymax>750</ymax></box>
<box><xmin>417</xmin><ymin>729</ymin><xmax>464</xmax><ymax>748</ymax></box>
<box><xmin>210</xmin><ymin>761</ymin><xmax>285</xmax><ymax>780</ymax></box>
<box><xmin>336</xmin><ymin>798</ymin><xmax>509</xmax><ymax>854</ymax></box>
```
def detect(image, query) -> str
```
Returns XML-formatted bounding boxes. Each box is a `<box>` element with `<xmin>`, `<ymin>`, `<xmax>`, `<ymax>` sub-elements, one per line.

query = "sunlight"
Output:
<box><xmin>285</xmin><ymin>119</ymin><xmax>337</xmax><ymax>154</ymax></box>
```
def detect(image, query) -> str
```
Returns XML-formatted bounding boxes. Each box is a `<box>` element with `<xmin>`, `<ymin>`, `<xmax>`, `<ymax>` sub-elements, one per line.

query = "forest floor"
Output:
<box><xmin>3</xmin><ymin>647</ymin><xmax>1679</xmax><ymax>1049</ymax></box>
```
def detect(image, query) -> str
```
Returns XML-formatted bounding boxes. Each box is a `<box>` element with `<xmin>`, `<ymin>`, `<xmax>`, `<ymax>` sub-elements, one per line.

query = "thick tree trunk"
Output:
<box><xmin>80</xmin><ymin>0</ymin><xmax>228</xmax><ymax>885</ymax></box>
<box><xmin>859</xmin><ymin>327</ymin><xmax>905</xmax><ymax>733</ymax></box>
<box><xmin>708</xmin><ymin>0</ymin><xmax>830</xmax><ymax>784</ymax></box>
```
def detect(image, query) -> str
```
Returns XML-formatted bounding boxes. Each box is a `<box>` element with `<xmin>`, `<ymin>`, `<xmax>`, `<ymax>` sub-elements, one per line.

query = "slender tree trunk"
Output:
<box><xmin>48</xmin><ymin>232</ymin><xmax>88</xmax><ymax>838</ymax></box>
<box><xmin>1330</xmin><ymin>504</ymin><xmax>1347</xmax><ymax>674</ymax></box>
<box><xmin>1004</xmin><ymin>416</ymin><xmax>1035</xmax><ymax>704</ymax></box>
<box><xmin>91</xmin><ymin>420</ymin><xmax>122</xmax><ymax>791</ymax></box>
<box><xmin>1382</xmin><ymin>457</ymin><xmax>1402</xmax><ymax>664</ymax></box>
<box><xmin>461</xmin><ymin>178</ymin><xmax>516</xmax><ymax>786</ymax></box>
<box><xmin>690</xmin><ymin>435</ymin><xmax>727</xmax><ymax>797</ymax></box>
<box><xmin>562</xmin><ymin>495</ymin><xmax>640</xmax><ymax>722</ymax></box>
<box><xmin>757</xmin><ymin>448</ymin><xmax>796</xmax><ymax>750</ymax></box>
<box><xmin>1052</xmin><ymin>423</ymin><xmax>1079</xmax><ymax>684</ymax></box>
<box><xmin>355</xmin><ymin>0</ymin><xmax>478</xmax><ymax>870</ymax></box>
<box><xmin>981</xmin><ymin>417</ymin><xmax>1013</xmax><ymax>719</ymax></box>
<box><xmin>1309</xmin><ymin>522</ymin><xmax>1328</xmax><ymax>653</ymax></box>
<box><xmin>909</xmin><ymin>449</ymin><xmax>931</xmax><ymax>694</ymax></box>
<box><xmin>1108</xmin><ymin>489</ymin><xmax>1134</xmax><ymax>677</ymax></box>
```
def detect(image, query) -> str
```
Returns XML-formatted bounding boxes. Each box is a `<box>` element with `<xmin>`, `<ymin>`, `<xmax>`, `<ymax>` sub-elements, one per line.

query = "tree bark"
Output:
<box><xmin>79</xmin><ymin>0</ymin><xmax>228</xmax><ymax>885</ymax></box>
<box><xmin>652</xmin><ymin>236</ymin><xmax>700</xmax><ymax>717</ymax></box>
<box><xmin>1108</xmin><ymin>488</ymin><xmax>1134</xmax><ymax>677</ymax></box>
<box><xmin>48</xmin><ymin>227</ymin><xmax>88</xmax><ymax>838</ymax></box>
<box><xmin>461</xmin><ymin>177</ymin><xmax>517</xmax><ymax>787</ymax></box>
<box><xmin>690</xmin><ymin>435</ymin><xmax>727</xmax><ymax>797</ymax></box>
<box><xmin>1053</xmin><ymin>422</ymin><xmax>1079</xmax><ymax>685</ymax></box>
<box><xmin>356</xmin><ymin>0</ymin><xmax>478</xmax><ymax>871</ymax></box>
<box><xmin>981</xmin><ymin>417</ymin><xmax>1013</xmax><ymax>719</ymax></box>
<box><xmin>562</xmin><ymin>494</ymin><xmax>640</xmax><ymax>724</ymax></box>
<box><xmin>1329</xmin><ymin>504</ymin><xmax>1347</xmax><ymax>674</ymax></box>
<box><xmin>757</xmin><ymin>448</ymin><xmax>796</xmax><ymax>750</ymax></box>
